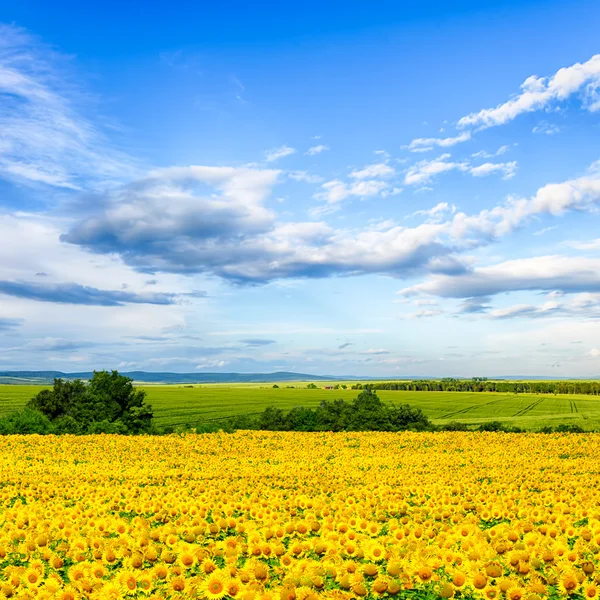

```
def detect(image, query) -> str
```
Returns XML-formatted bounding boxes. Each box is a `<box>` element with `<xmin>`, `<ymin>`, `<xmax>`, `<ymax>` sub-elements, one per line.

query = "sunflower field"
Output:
<box><xmin>1</xmin><ymin>432</ymin><xmax>600</xmax><ymax>600</ymax></box>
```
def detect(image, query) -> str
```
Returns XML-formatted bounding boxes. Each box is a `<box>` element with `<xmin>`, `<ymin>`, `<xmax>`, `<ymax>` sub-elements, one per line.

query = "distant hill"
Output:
<box><xmin>0</xmin><ymin>370</ymin><xmax>338</xmax><ymax>384</ymax></box>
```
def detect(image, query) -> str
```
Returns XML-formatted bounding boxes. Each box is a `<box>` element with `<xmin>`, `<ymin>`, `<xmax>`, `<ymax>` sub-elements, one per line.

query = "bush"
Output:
<box><xmin>477</xmin><ymin>421</ymin><xmax>506</xmax><ymax>432</ymax></box>
<box><xmin>440</xmin><ymin>421</ymin><xmax>471</xmax><ymax>431</ymax></box>
<box><xmin>254</xmin><ymin>389</ymin><xmax>432</xmax><ymax>432</ymax></box>
<box><xmin>0</xmin><ymin>408</ymin><xmax>54</xmax><ymax>435</ymax></box>
<box><xmin>556</xmin><ymin>423</ymin><xmax>585</xmax><ymax>433</ymax></box>
<box><xmin>537</xmin><ymin>426</ymin><xmax>555</xmax><ymax>434</ymax></box>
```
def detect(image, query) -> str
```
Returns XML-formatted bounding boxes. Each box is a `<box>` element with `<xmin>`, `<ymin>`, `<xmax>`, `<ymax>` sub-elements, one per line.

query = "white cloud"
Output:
<box><xmin>469</xmin><ymin>161</ymin><xmax>517</xmax><ymax>179</ymax></box>
<box><xmin>0</xmin><ymin>24</ymin><xmax>139</xmax><ymax>190</ymax></box>
<box><xmin>305</xmin><ymin>145</ymin><xmax>329</xmax><ymax>156</ymax></box>
<box><xmin>411</xmin><ymin>202</ymin><xmax>457</xmax><ymax>219</ymax></box>
<box><xmin>407</xmin><ymin>131</ymin><xmax>471</xmax><ymax>152</ymax></box>
<box><xmin>532</xmin><ymin>122</ymin><xmax>561</xmax><ymax>135</ymax></box>
<box><xmin>265</xmin><ymin>145</ymin><xmax>296</xmax><ymax>162</ymax></box>
<box><xmin>589</xmin><ymin>348</ymin><xmax>600</xmax><ymax>358</ymax></box>
<box><xmin>350</xmin><ymin>163</ymin><xmax>396</xmax><ymax>179</ymax></box>
<box><xmin>405</xmin><ymin>154</ymin><xmax>518</xmax><ymax>186</ymax></box>
<box><xmin>288</xmin><ymin>170</ymin><xmax>324</xmax><ymax>183</ymax></box>
<box><xmin>565</xmin><ymin>238</ymin><xmax>600</xmax><ymax>250</ymax></box>
<box><xmin>313</xmin><ymin>178</ymin><xmax>389</xmax><ymax>210</ymax></box>
<box><xmin>398</xmin><ymin>256</ymin><xmax>600</xmax><ymax>299</ymax></box>
<box><xmin>458</xmin><ymin>54</ymin><xmax>600</xmax><ymax>129</ymax></box>
<box><xmin>404</xmin><ymin>154</ymin><xmax>469</xmax><ymax>185</ymax></box>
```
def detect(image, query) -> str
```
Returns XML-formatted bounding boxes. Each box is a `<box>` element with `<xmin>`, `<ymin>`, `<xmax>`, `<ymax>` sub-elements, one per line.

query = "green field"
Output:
<box><xmin>2</xmin><ymin>383</ymin><xmax>600</xmax><ymax>430</ymax></box>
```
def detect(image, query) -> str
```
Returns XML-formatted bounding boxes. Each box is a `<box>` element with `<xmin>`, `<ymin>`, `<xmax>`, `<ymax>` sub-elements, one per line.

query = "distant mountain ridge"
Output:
<box><xmin>0</xmin><ymin>371</ymin><xmax>594</xmax><ymax>385</ymax></box>
<box><xmin>0</xmin><ymin>370</ymin><xmax>340</xmax><ymax>384</ymax></box>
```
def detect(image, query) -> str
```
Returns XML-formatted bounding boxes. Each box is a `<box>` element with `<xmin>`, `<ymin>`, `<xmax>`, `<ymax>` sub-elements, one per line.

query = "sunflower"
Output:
<box><xmin>558</xmin><ymin>572</ymin><xmax>580</xmax><ymax>595</ymax></box>
<box><xmin>118</xmin><ymin>570</ymin><xmax>138</xmax><ymax>596</ymax></box>
<box><xmin>201</xmin><ymin>558</ymin><xmax>219</xmax><ymax>575</ymax></box>
<box><xmin>153</xmin><ymin>564</ymin><xmax>169</xmax><ymax>580</ymax></box>
<box><xmin>202</xmin><ymin>573</ymin><xmax>227</xmax><ymax>600</ymax></box>
<box><xmin>367</xmin><ymin>543</ymin><xmax>386</xmax><ymax>563</ymax></box>
<box><xmin>58</xmin><ymin>585</ymin><xmax>80</xmax><ymax>600</ymax></box>
<box><xmin>584</xmin><ymin>583</ymin><xmax>599</xmax><ymax>598</ymax></box>
<box><xmin>137</xmin><ymin>573</ymin><xmax>154</xmax><ymax>595</ymax></box>
<box><xmin>23</xmin><ymin>568</ymin><xmax>42</xmax><ymax>588</ymax></box>
<box><xmin>169</xmin><ymin>576</ymin><xmax>186</xmax><ymax>593</ymax></box>
<box><xmin>226</xmin><ymin>578</ymin><xmax>242</xmax><ymax>597</ymax></box>
<box><xmin>99</xmin><ymin>581</ymin><xmax>123</xmax><ymax>600</ymax></box>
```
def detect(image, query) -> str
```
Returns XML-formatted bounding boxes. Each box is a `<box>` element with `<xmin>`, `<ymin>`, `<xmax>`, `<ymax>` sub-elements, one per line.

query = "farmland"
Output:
<box><xmin>2</xmin><ymin>382</ymin><xmax>600</xmax><ymax>430</ymax></box>
<box><xmin>2</xmin><ymin>431</ymin><xmax>600</xmax><ymax>599</ymax></box>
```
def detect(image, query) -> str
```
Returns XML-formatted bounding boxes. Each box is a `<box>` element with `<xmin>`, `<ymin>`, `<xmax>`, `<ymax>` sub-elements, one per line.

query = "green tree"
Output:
<box><xmin>27</xmin><ymin>370</ymin><xmax>153</xmax><ymax>433</ymax></box>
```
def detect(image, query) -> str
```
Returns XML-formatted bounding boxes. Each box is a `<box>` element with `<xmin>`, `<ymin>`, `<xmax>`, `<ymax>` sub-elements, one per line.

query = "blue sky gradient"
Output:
<box><xmin>1</xmin><ymin>0</ymin><xmax>600</xmax><ymax>375</ymax></box>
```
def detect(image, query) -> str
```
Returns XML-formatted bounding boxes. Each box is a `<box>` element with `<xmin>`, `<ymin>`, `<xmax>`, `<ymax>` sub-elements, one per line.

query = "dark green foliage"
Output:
<box><xmin>20</xmin><ymin>370</ymin><xmax>153</xmax><ymax>435</ymax></box>
<box><xmin>249</xmin><ymin>389</ymin><xmax>432</xmax><ymax>432</ymax></box>
<box><xmin>306</xmin><ymin>383</ymin><xmax>318</xmax><ymax>389</ymax></box>
<box><xmin>477</xmin><ymin>421</ymin><xmax>507</xmax><ymax>432</ymax></box>
<box><xmin>440</xmin><ymin>421</ymin><xmax>471</xmax><ymax>431</ymax></box>
<box><xmin>556</xmin><ymin>423</ymin><xmax>585</xmax><ymax>433</ymax></box>
<box><xmin>0</xmin><ymin>408</ymin><xmax>54</xmax><ymax>435</ymax></box>
<box><xmin>369</xmin><ymin>379</ymin><xmax>600</xmax><ymax>395</ymax></box>
<box><xmin>259</xmin><ymin>406</ymin><xmax>287</xmax><ymax>430</ymax></box>
<box><xmin>477</xmin><ymin>421</ymin><xmax>524</xmax><ymax>433</ymax></box>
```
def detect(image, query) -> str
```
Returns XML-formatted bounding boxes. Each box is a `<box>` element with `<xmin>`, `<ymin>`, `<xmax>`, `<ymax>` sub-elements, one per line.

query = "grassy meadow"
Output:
<box><xmin>2</xmin><ymin>382</ymin><xmax>600</xmax><ymax>430</ymax></box>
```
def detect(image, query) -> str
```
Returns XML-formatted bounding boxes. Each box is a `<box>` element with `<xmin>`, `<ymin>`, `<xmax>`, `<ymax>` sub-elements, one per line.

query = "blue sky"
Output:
<box><xmin>1</xmin><ymin>0</ymin><xmax>600</xmax><ymax>376</ymax></box>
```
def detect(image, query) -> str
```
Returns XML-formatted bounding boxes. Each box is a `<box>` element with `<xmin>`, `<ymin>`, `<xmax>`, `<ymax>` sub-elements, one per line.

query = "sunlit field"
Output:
<box><xmin>2</xmin><ymin>384</ymin><xmax>600</xmax><ymax>430</ymax></box>
<box><xmin>2</xmin><ymin>432</ymin><xmax>600</xmax><ymax>599</ymax></box>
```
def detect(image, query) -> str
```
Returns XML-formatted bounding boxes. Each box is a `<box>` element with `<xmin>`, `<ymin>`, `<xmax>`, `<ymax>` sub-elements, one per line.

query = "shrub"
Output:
<box><xmin>255</xmin><ymin>389</ymin><xmax>432</xmax><ymax>432</ymax></box>
<box><xmin>0</xmin><ymin>408</ymin><xmax>54</xmax><ymax>435</ymax></box>
<box><xmin>556</xmin><ymin>423</ymin><xmax>585</xmax><ymax>433</ymax></box>
<box><xmin>440</xmin><ymin>421</ymin><xmax>471</xmax><ymax>431</ymax></box>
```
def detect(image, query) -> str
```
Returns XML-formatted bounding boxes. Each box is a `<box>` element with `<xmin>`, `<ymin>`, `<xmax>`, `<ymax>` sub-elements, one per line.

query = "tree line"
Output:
<box><xmin>349</xmin><ymin>379</ymin><xmax>600</xmax><ymax>395</ymax></box>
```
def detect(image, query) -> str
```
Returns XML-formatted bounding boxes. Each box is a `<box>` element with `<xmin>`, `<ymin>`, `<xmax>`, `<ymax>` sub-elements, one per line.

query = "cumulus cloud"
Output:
<box><xmin>0</xmin><ymin>280</ymin><xmax>177</xmax><ymax>306</ymax></box>
<box><xmin>407</xmin><ymin>131</ymin><xmax>471</xmax><ymax>152</ymax></box>
<box><xmin>398</xmin><ymin>256</ymin><xmax>600</xmax><ymax>298</ymax></box>
<box><xmin>265</xmin><ymin>145</ymin><xmax>296</xmax><ymax>161</ymax></box>
<box><xmin>458</xmin><ymin>54</ymin><xmax>600</xmax><ymax>130</ymax></box>
<box><xmin>305</xmin><ymin>145</ymin><xmax>329</xmax><ymax>155</ymax></box>
<box><xmin>61</xmin><ymin>161</ymin><xmax>600</xmax><ymax>285</ymax></box>
<box><xmin>0</xmin><ymin>24</ymin><xmax>138</xmax><ymax>189</ymax></box>
<box><xmin>63</xmin><ymin>165</ymin><xmax>455</xmax><ymax>282</ymax></box>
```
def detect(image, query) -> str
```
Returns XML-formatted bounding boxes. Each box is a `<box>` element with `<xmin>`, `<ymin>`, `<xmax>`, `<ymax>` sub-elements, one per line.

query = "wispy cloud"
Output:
<box><xmin>265</xmin><ymin>145</ymin><xmax>296</xmax><ymax>162</ymax></box>
<box><xmin>0</xmin><ymin>280</ymin><xmax>178</xmax><ymax>306</ymax></box>
<box><xmin>407</xmin><ymin>131</ymin><xmax>471</xmax><ymax>152</ymax></box>
<box><xmin>0</xmin><ymin>24</ymin><xmax>139</xmax><ymax>190</ymax></box>
<box><xmin>305</xmin><ymin>144</ymin><xmax>329</xmax><ymax>156</ymax></box>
